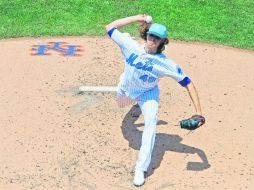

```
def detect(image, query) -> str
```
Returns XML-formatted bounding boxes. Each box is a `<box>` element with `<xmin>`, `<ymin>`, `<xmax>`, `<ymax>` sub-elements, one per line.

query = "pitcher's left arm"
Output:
<box><xmin>185</xmin><ymin>81</ymin><xmax>202</xmax><ymax>116</ymax></box>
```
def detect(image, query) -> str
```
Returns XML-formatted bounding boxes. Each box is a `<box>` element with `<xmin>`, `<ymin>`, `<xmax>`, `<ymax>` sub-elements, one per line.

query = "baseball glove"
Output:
<box><xmin>180</xmin><ymin>115</ymin><xmax>205</xmax><ymax>130</ymax></box>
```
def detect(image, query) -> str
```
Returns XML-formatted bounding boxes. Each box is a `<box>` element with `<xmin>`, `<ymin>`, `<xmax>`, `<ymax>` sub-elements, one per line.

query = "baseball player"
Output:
<box><xmin>105</xmin><ymin>14</ymin><xmax>205</xmax><ymax>187</ymax></box>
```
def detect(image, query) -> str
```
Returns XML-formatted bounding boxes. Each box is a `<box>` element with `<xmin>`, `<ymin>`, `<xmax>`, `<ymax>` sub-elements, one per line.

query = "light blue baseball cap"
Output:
<box><xmin>147</xmin><ymin>23</ymin><xmax>167</xmax><ymax>39</ymax></box>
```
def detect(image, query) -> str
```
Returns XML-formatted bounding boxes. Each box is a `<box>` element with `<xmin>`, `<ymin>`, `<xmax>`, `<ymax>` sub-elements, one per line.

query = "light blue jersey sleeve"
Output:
<box><xmin>107</xmin><ymin>27</ymin><xmax>141</xmax><ymax>55</ymax></box>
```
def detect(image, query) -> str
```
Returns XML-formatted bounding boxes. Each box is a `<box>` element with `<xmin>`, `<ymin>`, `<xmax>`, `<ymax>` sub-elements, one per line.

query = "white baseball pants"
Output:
<box><xmin>116</xmin><ymin>85</ymin><xmax>159</xmax><ymax>172</ymax></box>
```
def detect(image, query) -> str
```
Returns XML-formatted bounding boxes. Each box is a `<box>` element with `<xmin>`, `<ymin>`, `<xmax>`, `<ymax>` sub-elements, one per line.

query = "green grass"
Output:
<box><xmin>0</xmin><ymin>0</ymin><xmax>253</xmax><ymax>50</ymax></box>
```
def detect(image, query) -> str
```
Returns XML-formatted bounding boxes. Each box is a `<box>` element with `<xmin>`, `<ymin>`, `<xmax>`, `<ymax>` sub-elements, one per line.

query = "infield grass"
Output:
<box><xmin>0</xmin><ymin>0</ymin><xmax>253</xmax><ymax>50</ymax></box>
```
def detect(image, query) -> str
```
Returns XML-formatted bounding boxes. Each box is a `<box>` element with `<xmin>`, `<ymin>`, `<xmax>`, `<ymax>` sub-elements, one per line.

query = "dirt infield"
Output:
<box><xmin>0</xmin><ymin>36</ymin><xmax>254</xmax><ymax>190</ymax></box>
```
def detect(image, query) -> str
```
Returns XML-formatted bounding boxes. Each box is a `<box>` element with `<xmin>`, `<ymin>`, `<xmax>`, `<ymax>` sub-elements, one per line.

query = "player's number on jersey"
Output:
<box><xmin>139</xmin><ymin>75</ymin><xmax>156</xmax><ymax>83</ymax></box>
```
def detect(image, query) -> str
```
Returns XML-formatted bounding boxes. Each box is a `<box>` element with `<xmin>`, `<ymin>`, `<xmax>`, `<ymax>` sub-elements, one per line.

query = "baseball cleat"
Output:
<box><xmin>133</xmin><ymin>169</ymin><xmax>145</xmax><ymax>187</ymax></box>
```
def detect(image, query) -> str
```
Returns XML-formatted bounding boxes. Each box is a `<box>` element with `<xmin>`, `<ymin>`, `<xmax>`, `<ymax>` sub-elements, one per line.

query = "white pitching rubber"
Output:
<box><xmin>78</xmin><ymin>86</ymin><xmax>117</xmax><ymax>92</ymax></box>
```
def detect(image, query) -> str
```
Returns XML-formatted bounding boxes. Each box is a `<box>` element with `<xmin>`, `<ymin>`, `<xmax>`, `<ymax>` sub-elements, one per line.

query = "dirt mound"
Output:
<box><xmin>0</xmin><ymin>37</ymin><xmax>253</xmax><ymax>189</ymax></box>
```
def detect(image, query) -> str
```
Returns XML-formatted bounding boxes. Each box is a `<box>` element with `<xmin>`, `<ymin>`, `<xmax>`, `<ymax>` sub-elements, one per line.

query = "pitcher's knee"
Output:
<box><xmin>116</xmin><ymin>96</ymin><xmax>133</xmax><ymax>108</ymax></box>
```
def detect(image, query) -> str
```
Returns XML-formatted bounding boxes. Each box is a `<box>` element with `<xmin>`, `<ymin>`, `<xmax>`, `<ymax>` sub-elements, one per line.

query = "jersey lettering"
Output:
<box><xmin>139</xmin><ymin>75</ymin><xmax>156</xmax><ymax>83</ymax></box>
<box><xmin>126</xmin><ymin>53</ymin><xmax>154</xmax><ymax>72</ymax></box>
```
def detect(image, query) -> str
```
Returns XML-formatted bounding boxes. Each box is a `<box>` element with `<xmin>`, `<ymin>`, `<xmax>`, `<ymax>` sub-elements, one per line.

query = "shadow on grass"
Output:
<box><xmin>121</xmin><ymin>104</ymin><xmax>210</xmax><ymax>178</ymax></box>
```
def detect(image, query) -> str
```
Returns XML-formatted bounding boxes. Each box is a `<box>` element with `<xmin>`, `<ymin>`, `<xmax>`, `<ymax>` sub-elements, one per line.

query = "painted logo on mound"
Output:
<box><xmin>31</xmin><ymin>42</ymin><xmax>83</xmax><ymax>56</ymax></box>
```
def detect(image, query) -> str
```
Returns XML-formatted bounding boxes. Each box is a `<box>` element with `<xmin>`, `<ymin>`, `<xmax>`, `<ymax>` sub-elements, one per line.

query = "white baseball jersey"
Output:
<box><xmin>108</xmin><ymin>27</ymin><xmax>191</xmax><ymax>99</ymax></box>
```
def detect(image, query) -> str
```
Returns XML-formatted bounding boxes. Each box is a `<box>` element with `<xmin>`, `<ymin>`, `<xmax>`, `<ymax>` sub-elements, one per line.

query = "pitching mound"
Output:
<box><xmin>0</xmin><ymin>36</ymin><xmax>253</xmax><ymax>189</ymax></box>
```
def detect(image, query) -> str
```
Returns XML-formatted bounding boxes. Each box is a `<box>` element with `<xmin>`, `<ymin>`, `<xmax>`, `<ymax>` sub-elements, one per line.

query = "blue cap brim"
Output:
<box><xmin>147</xmin><ymin>31</ymin><xmax>165</xmax><ymax>39</ymax></box>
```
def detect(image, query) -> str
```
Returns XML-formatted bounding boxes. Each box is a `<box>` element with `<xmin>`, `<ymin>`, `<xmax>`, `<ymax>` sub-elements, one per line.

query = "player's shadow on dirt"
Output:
<box><xmin>121</xmin><ymin>104</ymin><xmax>210</xmax><ymax>178</ymax></box>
